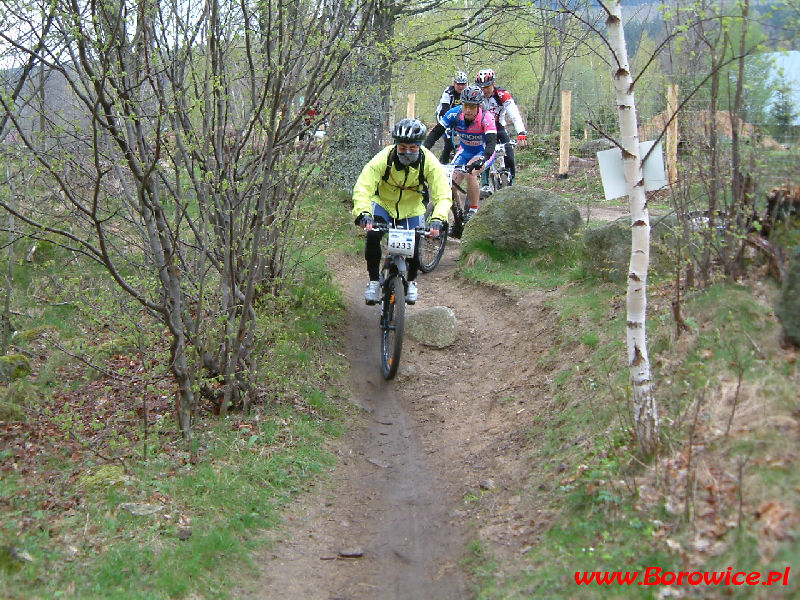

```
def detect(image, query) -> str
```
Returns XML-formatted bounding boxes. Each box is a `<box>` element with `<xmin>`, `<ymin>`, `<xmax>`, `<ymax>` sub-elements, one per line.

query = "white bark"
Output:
<box><xmin>604</xmin><ymin>0</ymin><xmax>659</xmax><ymax>454</ymax></box>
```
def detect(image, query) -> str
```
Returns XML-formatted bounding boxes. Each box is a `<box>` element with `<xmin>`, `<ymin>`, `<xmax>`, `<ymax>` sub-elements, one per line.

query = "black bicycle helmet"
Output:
<box><xmin>476</xmin><ymin>68</ymin><xmax>495</xmax><ymax>87</ymax></box>
<box><xmin>454</xmin><ymin>71</ymin><xmax>468</xmax><ymax>84</ymax></box>
<box><xmin>392</xmin><ymin>118</ymin><xmax>427</xmax><ymax>144</ymax></box>
<box><xmin>460</xmin><ymin>85</ymin><xmax>484</xmax><ymax>105</ymax></box>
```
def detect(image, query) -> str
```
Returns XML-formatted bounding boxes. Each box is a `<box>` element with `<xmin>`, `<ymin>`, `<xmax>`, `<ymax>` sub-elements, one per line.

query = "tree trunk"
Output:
<box><xmin>728</xmin><ymin>0</ymin><xmax>749</xmax><ymax>278</ymax></box>
<box><xmin>374</xmin><ymin>0</ymin><xmax>397</xmax><ymax>152</ymax></box>
<box><xmin>605</xmin><ymin>0</ymin><xmax>658</xmax><ymax>455</ymax></box>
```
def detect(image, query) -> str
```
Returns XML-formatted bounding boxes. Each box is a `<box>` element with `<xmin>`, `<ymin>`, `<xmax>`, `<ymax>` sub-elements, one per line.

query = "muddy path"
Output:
<box><xmin>237</xmin><ymin>239</ymin><xmax>560</xmax><ymax>599</ymax></box>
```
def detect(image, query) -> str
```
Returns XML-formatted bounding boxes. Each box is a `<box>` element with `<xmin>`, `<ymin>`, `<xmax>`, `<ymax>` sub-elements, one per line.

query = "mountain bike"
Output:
<box><xmin>420</xmin><ymin>164</ymin><xmax>462</xmax><ymax>272</ymax></box>
<box><xmin>420</xmin><ymin>164</ymin><xmax>473</xmax><ymax>274</ymax></box>
<box><xmin>482</xmin><ymin>140</ymin><xmax>516</xmax><ymax>197</ymax></box>
<box><xmin>419</xmin><ymin>196</ymin><xmax>448</xmax><ymax>273</ymax></box>
<box><xmin>373</xmin><ymin>223</ymin><xmax>432</xmax><ymax>379</ymax></box>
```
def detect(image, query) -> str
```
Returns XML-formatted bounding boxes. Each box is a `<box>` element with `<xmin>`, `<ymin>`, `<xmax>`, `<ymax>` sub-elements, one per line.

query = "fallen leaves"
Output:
<box><xmin>755</xmin><ymin>500</ymin><xmax>798</xmax><ymax>541</ymax></box>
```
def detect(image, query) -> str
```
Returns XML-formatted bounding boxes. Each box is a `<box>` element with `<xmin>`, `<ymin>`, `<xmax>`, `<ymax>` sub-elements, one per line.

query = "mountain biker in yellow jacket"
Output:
<box><xmin>352</xmin><ymin>118</ymin><xmax>452</xmax><ymax>305</ymax></box>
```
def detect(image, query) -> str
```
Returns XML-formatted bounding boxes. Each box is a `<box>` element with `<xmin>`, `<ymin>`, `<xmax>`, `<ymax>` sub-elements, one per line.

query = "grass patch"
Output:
<box><xmin>0</xmin><ymin>190</ymin><xmax>354</xmax><ymax>599</ymax></box>
<box><xmin>456</xmin><ymin>213</ymin><xmax>800</xmax><ymax>598</ymax></box>
<box><xmin>459</xmin><ymin>238</ymin><xmax>585</xmax><ymax>290</ymax></box>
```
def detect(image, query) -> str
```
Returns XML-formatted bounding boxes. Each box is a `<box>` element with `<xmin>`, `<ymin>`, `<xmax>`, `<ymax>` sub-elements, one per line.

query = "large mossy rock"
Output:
<box><xmin>577</xmin><ymin>138</ymin><xmax>615</xmax><ymax>158</ymax></box>
<box><xmin>583</xmin><ymin>215</ymin><xmax>680</xmax><ymax>283</ymax></box>
<box><xmin>77</xmin><ymin>464</ymin><xmax>127</xmax><ymax>491</ymax></box>
<box><xmin>776</xmin><ymin>245</ymin><xmax>800</xmax><ymax>345</ymax></box>
<box><xmin>0</xmin><ymin>354</ymin><xmax>32</xmax><ymax>382</ymax></box>
<box><xmin>406</xmin><ymin>306</ymin><xmax>458</xmax><ymax>348</ymax></box>
<box><xmin>0</xmin><ymin>380</ymin><xmax>38</xmax><ymax>421</ymax></box>
<box><xmin>462</xmin><ymin>186</ymin><xmax>582</xmax><ymax>252</ymax></box>
<box><xmin>13</xmin><ymin>325</ymin><xmax>57</xmax><ymax>343</ymax></box>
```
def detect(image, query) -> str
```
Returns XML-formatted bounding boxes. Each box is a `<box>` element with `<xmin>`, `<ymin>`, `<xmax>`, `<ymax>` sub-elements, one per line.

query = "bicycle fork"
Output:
<box><xmin>380</xmin><ymin>255</ymin><xmax>408</xmax><ymax>297</ymax></box>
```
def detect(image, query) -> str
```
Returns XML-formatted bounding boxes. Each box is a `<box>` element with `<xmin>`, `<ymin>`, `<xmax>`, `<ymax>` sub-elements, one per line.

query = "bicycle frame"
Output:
<box><xmin>486</xmin><ymin>140</ymin><xmax>516</xmax><ymax>192</ymax></box>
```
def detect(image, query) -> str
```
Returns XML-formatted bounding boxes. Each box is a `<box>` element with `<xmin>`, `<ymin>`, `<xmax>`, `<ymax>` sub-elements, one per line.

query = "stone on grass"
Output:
<box><xmin>118</xmin><ymin>503</ymin><xmax>164</xmax><ymax>517</ymax></box>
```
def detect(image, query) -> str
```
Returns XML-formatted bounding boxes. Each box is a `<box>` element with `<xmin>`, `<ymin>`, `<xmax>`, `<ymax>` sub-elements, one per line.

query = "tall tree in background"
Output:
<box><xmin>368</xmin><ymin>0</ymin><xmax>524</xmax><ymax>142</ymax></box>
<box><xmin>603</xmin><ymin>0</ymin><xmax>659</xmax><ymax>454</ymax></box>
<box><xmin>0</xmin><ymin>0</ymin><xmax>378</xmax><ymax>437</ymax></box>
<box><xmin>524</xmin><ymin>1</ymin><xmax>597</xmax><ymax>135</ymax></box>
<box><xmin>326</xmin><ymin>0</ymin><xmax>528</xmax><ymax>191</ymax></box>
<box><xmin>769</xmin><ymin>84</ymin><xmax>798</xmax><ymax>141</ymax></box>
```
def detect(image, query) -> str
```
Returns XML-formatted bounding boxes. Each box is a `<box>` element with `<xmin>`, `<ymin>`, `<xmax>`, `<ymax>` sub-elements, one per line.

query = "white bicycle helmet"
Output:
<box><xmin>476</xmin><ymin>68</ymin><xmax>495</xmax><ymax>87</ymax></box>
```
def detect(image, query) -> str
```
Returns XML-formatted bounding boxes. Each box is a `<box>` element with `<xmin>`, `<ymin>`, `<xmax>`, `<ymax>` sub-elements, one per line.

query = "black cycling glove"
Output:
<box><xmin>356</xmin><ymin>212</ymin><xmax>373</xmax><ymax>227</ymax></box>
<box><xmin>468</xmin><ymin>157</ymin><xmax>485</xmax><ymax>173</ymax></box>
<box><xmin>428</xmin><ymin>219</ymin><xmax>444</xmax><ymax>234</ymax></box>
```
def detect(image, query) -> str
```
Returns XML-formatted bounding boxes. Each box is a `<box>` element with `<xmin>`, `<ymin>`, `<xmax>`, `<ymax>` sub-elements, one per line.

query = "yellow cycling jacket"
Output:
<box><xmin>352</xmin><ymin>145</ymin><xmax>452</xmax><ymax>224</ymax></box>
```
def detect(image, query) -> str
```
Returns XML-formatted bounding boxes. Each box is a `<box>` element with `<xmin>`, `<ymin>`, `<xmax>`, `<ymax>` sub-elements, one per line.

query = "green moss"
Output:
<box><xmin>0</xmin><ymin>354</ymin><xmax>32</xmax><ymax>381</ymax></box>
<box><xmin>77</xmin><ymin>465</ymin><xmax>127</xmax><ymax>491</ymax></box>
<box><xmin>13</xmin><ymin>325</ymin><xmax>58</xmax><ymax>343</ymax></box>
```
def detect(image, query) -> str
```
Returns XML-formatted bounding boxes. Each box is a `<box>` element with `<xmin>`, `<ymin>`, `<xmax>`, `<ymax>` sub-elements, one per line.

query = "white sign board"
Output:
<box><xmin>596</xmin><ymin>140</ymin><xmax>668</xmax><ymax>201</ymax></box>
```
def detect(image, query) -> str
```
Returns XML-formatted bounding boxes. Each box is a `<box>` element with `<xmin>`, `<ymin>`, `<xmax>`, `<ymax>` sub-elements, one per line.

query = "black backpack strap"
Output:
<box><xmin>418</xmin><ymin>149</ymin><xmax>426</xmax><ymax>189</ymax></box>
<box><xmin>382</xmin><ymin>147</ymin><xmax>395</xmax><ymax>183</ymax></box>
<box><xmin>418</xmin><ymin>150</ymin><xmax>429</xmax><ymax>203</ymax></box>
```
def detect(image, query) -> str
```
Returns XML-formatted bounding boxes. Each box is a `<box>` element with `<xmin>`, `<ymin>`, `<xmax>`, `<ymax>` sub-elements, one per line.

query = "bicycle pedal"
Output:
<box><xmin>365</xmin><ymin>299</ymin><xmax>378</xmax><ymax>306</ymax></box>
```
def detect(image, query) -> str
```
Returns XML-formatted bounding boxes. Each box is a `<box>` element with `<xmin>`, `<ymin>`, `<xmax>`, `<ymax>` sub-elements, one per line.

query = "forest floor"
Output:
<box><xmin>236</xmin><ymin>236</ymin><xmax>579</xmax><ymax>599</ymax></box>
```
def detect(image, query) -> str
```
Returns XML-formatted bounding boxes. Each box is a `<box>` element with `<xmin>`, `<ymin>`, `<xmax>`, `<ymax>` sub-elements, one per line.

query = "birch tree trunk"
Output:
<box><xmin>604</xmin><ymin>0</ymin><xmax>659</xmax><ymax>454</ymax></box>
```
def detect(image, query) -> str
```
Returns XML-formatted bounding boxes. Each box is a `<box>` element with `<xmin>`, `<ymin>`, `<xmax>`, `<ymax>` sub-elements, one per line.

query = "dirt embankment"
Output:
<box><xmin>235</xmin><ymin>240</ymin><xmax>562</xmax><ymax>599</ymax></box>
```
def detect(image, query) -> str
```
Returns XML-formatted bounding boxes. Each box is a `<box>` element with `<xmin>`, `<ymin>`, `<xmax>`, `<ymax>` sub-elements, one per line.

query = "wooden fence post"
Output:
<box><xmin>558</xmin><ymin>90</ymin><xmax>572</xmax><ymax>178</ymax></box>
<box><xmin>666</xmin><ymin>84</ymin><xmax>679</xmax><ymax>184</ymax></box>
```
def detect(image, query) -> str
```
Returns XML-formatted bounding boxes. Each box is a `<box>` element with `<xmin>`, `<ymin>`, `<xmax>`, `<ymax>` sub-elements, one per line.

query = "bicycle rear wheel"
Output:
<box><xmin>448</xmin><ymin>183</ymin><xmax>466</xmax><ymax>239</ymax></box>
<box><xmin>380</xmin><ymin>275</ymin><xmax>405</xmax><ymax>380</ymax></box>
<box><xmin>420</xmin><ymin>202</ymin><xmax>448</xmax><ymax>273</ymax></box>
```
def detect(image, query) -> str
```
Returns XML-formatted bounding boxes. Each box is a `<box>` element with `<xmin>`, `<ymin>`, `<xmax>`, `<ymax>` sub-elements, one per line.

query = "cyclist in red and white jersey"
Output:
<box><xmin>475</xmin><ymin>68</ymin><xmax>527</xmax><ymax>184</ymax></box>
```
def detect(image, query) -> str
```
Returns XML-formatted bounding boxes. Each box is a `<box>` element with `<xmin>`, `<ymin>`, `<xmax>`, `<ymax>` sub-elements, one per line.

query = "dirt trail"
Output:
<box><xmin>237</xmin><ymin>239</ymin><xmax>559</xmax><ymax>599</ymax></box>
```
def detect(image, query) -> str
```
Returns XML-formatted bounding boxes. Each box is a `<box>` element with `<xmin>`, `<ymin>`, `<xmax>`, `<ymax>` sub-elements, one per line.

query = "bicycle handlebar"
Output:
<box><xmin>371</xmin><ymin>223</ymin><xmax>436</xmax><ymax>237</ymax></box>
<box><xmin>445</xmin><ymin>164</ymin><xmax>481</xmax><ymax>175</ymax></box>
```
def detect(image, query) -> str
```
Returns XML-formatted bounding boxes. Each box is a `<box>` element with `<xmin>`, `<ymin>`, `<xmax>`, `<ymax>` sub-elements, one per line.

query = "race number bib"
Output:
<box><xmin>441</xmin><ymin>164</ymin><xmax>456</xmax><ymax>185</ymax></box>
<box><xmin>386</xmin><ymin>229</ymin><xmax>415</xmax><ymax>257</ymax></box>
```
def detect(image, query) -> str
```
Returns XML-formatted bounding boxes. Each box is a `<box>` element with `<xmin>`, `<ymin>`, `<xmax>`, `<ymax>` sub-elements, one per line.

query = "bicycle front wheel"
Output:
<box><xmin>380</xmin><ymin>275</ymin><xmax>405</xmax><ymax>380</ymax></box>
<box><xmin>420</xmin><ymin>202</ymin><xmax>448</xmax><ymax>273</ymax></box>
<box><xmin>498</xmin><ymin>169</ymin><xmax>511</xmax><ymax>188</ymax></box>
<box><xmin>489</xmin><ymin>170</ymin><xmax>501</xmax><ymax>194</ymax></box>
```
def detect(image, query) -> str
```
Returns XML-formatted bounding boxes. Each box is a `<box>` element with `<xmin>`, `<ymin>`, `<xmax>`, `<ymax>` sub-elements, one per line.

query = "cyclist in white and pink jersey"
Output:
<box><xmin>475</xmin><ymin>68</ymin><xmax>527</xmax><ymax>184</ymax></box>
<box><xmin>424</xmin><ymin>85</ymin><xmax>497</xmax><ymax>218</ymax></box>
